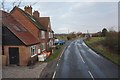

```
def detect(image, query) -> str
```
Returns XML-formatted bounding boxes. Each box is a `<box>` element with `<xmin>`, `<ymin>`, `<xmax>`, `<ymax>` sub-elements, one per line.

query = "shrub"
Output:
<box><xmin>103</xmin><ymin>31</ymin><xmax>118</xmax><ymax>54</ymax></box>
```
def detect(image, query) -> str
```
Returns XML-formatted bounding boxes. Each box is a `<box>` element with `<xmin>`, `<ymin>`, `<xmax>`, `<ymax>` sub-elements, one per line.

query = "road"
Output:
<box><xmin>53</xmin><ymin>39</ymin><xmax>120</xmax><ymax>79</ymax></box>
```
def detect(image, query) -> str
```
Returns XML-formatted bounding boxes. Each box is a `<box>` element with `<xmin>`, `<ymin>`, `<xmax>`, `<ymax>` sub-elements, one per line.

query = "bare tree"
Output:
<box><xmin>1</xmin><ymin>0</ymin><xmax>5</xmax><ymax>10</ymax></box>
<box><xmin>12</xmin><ymin>1</ymin><xmax>16</xmax><ymax>8</ymax></box>
<box><xmin>1</xmin><ymin>0</ymin><xmax>39</xmax><ymax>12</ymax></box>
<box><xmin>17</xmin><ymin>0</ymin><xmax>22</xmax><ymax>7</ymax></box>
<box><xmin>1</xmin><ymin>0</ymin><xmax>23</xmax><ymax>12</ymax></box>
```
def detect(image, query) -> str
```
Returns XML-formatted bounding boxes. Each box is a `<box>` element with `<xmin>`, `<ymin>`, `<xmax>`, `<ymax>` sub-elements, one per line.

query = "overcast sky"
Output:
<box><xmin>1</xmin><ymin>0</ymin><xmax>119</xmax><ymax>33</ymax></box>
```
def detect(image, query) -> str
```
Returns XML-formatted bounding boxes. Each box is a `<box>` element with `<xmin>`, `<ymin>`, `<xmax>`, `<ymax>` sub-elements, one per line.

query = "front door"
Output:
<box><xmin>9</xmin><ymin>47</ymin><xmax>19</xmax><ymax>65</ymax></box>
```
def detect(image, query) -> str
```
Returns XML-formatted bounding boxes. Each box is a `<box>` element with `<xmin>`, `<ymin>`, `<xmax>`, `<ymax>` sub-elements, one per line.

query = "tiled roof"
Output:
<box><xmin>14</xmin><ymin>7</ymin><xmax>47</xmax><ymax>31</ymax></box>
<box><xmin>38</xmin><ymin>17</ymin><xmax>54</xmax><ymax>32</ymax></box>
<box><xmin>39</xmin><ymin>17</ymin><xmax>54</xmax><ymax>33</ymax></box>
<box><xmin>1</xmin><ymin>10</ymin><xmax>40</xmax><ymax>46</ymax></box>
<box><xmin>38</xmin><ymin>17</ymin><xmax>49</xmax><ymax>30</ymax></box>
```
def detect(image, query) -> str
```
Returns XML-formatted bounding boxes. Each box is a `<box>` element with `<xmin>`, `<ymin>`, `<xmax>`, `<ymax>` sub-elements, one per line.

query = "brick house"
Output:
<box><xmin>10</xmin><ymin>6</ymin><xmax>47</xmax><ymax>53</ymax></box>
<box><xmin>2</xmin><ymin>10</ymin><xmax>40</xmax><ymax>66</ymax></box>
<box><xmin>39</xmin><ymin>17</ymin><xmax>54</xmax><ymax>51</ymax></box>
<box><xmin>33</xmin><ymin>11</ymin><xmax>54</xmax><ymax>51</ymax></box>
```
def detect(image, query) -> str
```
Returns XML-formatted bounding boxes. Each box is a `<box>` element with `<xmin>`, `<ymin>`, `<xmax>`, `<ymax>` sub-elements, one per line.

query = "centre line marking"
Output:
<box><xmin>57</xmin><ymin>64</ymin><xmax>58</xmax><ymax>67</ymax></box>
<box><xmin>52</xmin><ymin>71</ymin><xmax>56</xmax><ymax>79</ymax></box>
<box><xmin>79</xmin><ymin>53</ymin><xmax>85</xmax><ymax>63</ymax></box>
<box><xmin>88</xmin><ymin>71</ymin><xmax>95</xmax><ymax>80</ymax></box>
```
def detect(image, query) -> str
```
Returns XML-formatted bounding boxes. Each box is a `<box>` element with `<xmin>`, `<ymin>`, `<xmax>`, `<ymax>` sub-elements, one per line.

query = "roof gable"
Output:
<box><xmin>11</xmin><ymin>6</ymin><xmax>46</xmax><ymax>31</ymax></box>
<box><xmin>38</xmin><ymin>17</ymin><xmax>54</xmax><ymax>32</ymax></box>
<box><xmin>38</xmin><ymin>17</ymin><xmax>50</xmax><ymax>29</ymax></box>
<box><xmin>1</xmin><ymin>10</ymin><xmax>40</xmax><ymax>46</ymax></box>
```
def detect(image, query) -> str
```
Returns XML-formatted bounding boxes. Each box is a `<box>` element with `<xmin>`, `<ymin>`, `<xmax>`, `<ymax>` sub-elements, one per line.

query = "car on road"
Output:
<box><xmin>58</xmin><ymin>40</ymin><xmax>65</xmax><ymax>45</ymax></box>
<box><xmin>54</xmin><ymin>39</ymin><xmax>65</xmax><ymax>45</ymax></box>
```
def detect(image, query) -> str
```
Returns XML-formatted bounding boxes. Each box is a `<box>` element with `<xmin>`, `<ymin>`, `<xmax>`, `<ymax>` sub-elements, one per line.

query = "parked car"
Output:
<box><xmin>54</xmin><ymin>39</ymin><xmax>65</xmax><ymax>45</ymax></box>
<box><xmin>54</xmin><ymin>41</ymin><xmax>59</xmax><ymax>45</ymax></box>
<box><xmin>54</xmin><ymin>39</ymin><xmax>59</xmax><ymax>45</ymax></box>
<box><xmin>58</xmin><ymin>40</ymin><xmax>65</xmax><ymax>45</ymax></box>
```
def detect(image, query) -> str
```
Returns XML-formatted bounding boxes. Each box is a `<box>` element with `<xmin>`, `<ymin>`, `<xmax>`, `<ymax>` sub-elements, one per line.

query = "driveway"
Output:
<box><xmin>2</xmin><ymin>62</ymin><xmax>47</xmax><ymax>78</ymax></box>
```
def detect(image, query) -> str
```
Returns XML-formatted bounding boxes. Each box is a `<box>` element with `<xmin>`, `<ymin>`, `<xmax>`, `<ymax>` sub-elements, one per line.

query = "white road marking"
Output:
<box><xmin>60</xmin><ymin>46</ymin><xmax>67</xmax><ymax>58</ymax></box>
<box><xmin>79</xmin><ymin>53</ymin><xmax>85</xmax><ymax>63</ymax></box>
<box><xmin>82</xmin><ymin>42</ymin><xmax>89</xmax><ymax>48</ymax></box>
<box><xmin>68</xmin><ymin>45</ymin><xmax>70</xmax><ymax>48</ymax></box>
<box><xmin>88</xmin><ymin>71</ymin><xmax>95</xmax><ymax>80</ymax></box>
<box><xmin>82</xmin><ymin>41</ymin><xmax>100</xmax><ymax>58</ymax></box>
<box><xmin>88</xmin><ymin>49</ymin><xmax>100</xmax><ymax>57</ymax></box>
<box><xmin>52</xmin><ymin>71</ymin><xmax>56</xmax><ymax>79</ymax></box>
<box><xmin>57</xmin><ymin>64</ymin><xmax>59</xmax><ymax>67</ymax></box>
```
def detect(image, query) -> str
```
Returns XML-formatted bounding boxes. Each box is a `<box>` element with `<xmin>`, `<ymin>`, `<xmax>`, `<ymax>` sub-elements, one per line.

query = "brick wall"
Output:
<box><xmin>3</xmin><ymin>44</ymin><xmax>39</xmax><ymax>66</ymax></box>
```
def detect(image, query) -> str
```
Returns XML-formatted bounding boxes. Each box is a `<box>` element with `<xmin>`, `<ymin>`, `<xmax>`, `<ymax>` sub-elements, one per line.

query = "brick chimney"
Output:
<box><xmin>24</xmin><ymin>6</ymin><xmax>32</xmax><ymax>15</ymax></box>
<box><xmin>33</xmin><ymin>10</ymin><xmax>40</xmax><ymax>18</ymax></box>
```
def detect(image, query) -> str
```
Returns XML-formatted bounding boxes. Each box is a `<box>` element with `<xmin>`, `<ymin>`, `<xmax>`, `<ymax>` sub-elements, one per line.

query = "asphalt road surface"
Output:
<box><xmin>53</xmin><ymin>39</ymin><xmax>120</xmax><ymax>79</ymax></box>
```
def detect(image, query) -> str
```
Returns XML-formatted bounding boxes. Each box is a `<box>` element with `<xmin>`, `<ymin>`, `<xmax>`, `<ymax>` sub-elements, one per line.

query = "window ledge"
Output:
<box><xmin>31</xmin><ymin>54</ymin><xmax>37</xmax><ymax>58</ymax></box>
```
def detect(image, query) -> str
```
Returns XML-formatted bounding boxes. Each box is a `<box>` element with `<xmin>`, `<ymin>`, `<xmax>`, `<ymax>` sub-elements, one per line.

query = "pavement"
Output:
<box><xmin>2</xmin><ymin>62</ymin><xmax>47</xmax><ymax>78</ymax></box>
<box><xmin>54</xmin><ymin>38</ymin><xmax>120</xmax><ymax>79</ymax></box>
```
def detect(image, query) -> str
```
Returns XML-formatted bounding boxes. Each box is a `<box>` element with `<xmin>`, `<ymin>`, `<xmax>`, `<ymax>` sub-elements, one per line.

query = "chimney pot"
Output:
<box><xmin>24</xmin><ymin>5</ymin><xmax>32</xmax><ymax>15</ymax></box>
<box><xmin>33</xmin><ymin>10</ymin><xmax>40</xmax><ymax>18</ymax></box>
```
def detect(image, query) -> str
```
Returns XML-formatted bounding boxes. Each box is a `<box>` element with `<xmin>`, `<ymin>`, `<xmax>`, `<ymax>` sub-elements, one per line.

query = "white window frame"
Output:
<box><xmin>41</xmin><ymin>31</ymin><xmax>45</xmax><ymax>39</ymax></box>
<box><xmin>41</xmin><ymin>43</ymin><xmax>45</xmax><ymax>51</ymax></box>
<box><xmin>49</xmin><ymin>32</ymin><xmax>51</xmax><ymax>38</ymax></box>
<box><xmin>51</xmin><ymin>33</ymin><xmax>53</xmax><ymax>38</ymax></box>
<box><xmin>30</xmin><ymin>45</ymin><xmax>36</xmax><ymax>57</ymax></box>
<box><xmin>49</xmin><ymin>40</ymin><xmax>53</xmax><ymax>47</ymax></box>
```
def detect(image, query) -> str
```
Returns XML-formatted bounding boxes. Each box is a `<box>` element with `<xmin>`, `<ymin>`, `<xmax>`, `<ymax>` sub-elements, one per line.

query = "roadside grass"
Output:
<box><xmin>56</xmin><ymin>36</ymin><xmax>67</xmax><ymax>40</ymax></box>
<box><xmin>84</xmin><ymin>37</ymin><xmax>120</xmax><ymax>66</ymax></box>
<box><xmin>46</xmin><ymin>45</ymin><xmax>64</xmax><ymax>62</ymax></box>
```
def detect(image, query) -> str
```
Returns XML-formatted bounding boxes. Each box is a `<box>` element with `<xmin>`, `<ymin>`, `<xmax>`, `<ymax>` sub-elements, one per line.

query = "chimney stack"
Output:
<box><xmin>24</xmin><ymin>5</ymin><xmax>32</xmax><ymax>15</ymax></box>
<box><xmin>33</xmin><ymin>10</ymin><xmax>40</xmax><ymax>18</ymax></box>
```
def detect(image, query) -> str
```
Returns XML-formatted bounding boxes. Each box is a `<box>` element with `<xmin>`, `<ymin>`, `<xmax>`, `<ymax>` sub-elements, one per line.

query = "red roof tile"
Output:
<box><xmin>1</xmin><ymin>10</ymin><xmax>40</xmax><ymax>46</ymax></box>
<box><xmin>38</xmin><ymin>17</ymin><xmax>54</xmax><ymax>32</ymax></box>
<box><xmin>11</xmin><ymin>6</ymin><xmax>46</xmax><ymax>31</ymax></box>
<box><xmin>38</xmin><ymin>17</ymin><xmax>49</xmax><ymax>30</ymax></box>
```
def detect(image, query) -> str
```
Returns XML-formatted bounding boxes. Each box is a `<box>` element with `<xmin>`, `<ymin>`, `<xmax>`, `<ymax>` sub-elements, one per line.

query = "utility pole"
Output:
<box><xmin>87</xmin><ymin>30</ymin><xmax>89</xmax><ymax>34</ymax></box>
<box><xmin>68</xmin><ymin>29</ymin><xmax>69</xmax><ymax>34</ymax></box>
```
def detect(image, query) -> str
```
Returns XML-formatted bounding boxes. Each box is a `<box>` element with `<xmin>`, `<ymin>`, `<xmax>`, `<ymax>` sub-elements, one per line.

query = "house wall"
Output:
<box><xmin>40</xmin><ymin>30</ymin><xmax>48</xmax><ymax>51</ymax></box>
<box><xmin>11</xmin><ymin>8</ymin><xmax>40</xmax><ymax>40</ymax></box>
<box><xmin>3</xmin><ymin>45</ymin><xmax>39</xmax><ymax>66</ymax></box>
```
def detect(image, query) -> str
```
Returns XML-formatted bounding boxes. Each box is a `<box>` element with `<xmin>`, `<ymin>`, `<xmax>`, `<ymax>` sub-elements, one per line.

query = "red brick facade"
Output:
<box><xmin>2</xmin><ymin>6</ymin><xmax>54</xmax><ymax>66</ymax></box>
<box><xmin>3</xmin><ymin>45</ymin><xmax>39</xmax><ymax>66</ymax></box>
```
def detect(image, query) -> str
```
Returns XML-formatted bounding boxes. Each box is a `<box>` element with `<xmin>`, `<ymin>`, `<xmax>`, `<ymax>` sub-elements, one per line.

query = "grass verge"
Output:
<box><xmin>84</xmin><ymin>37</ymin><xmax>120</xmax><ymax>66</ymax></box>
<box><xmin>46</xmin><ymin>45</ymin><xmax>65</xmax><ymax>62</ymax></box>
